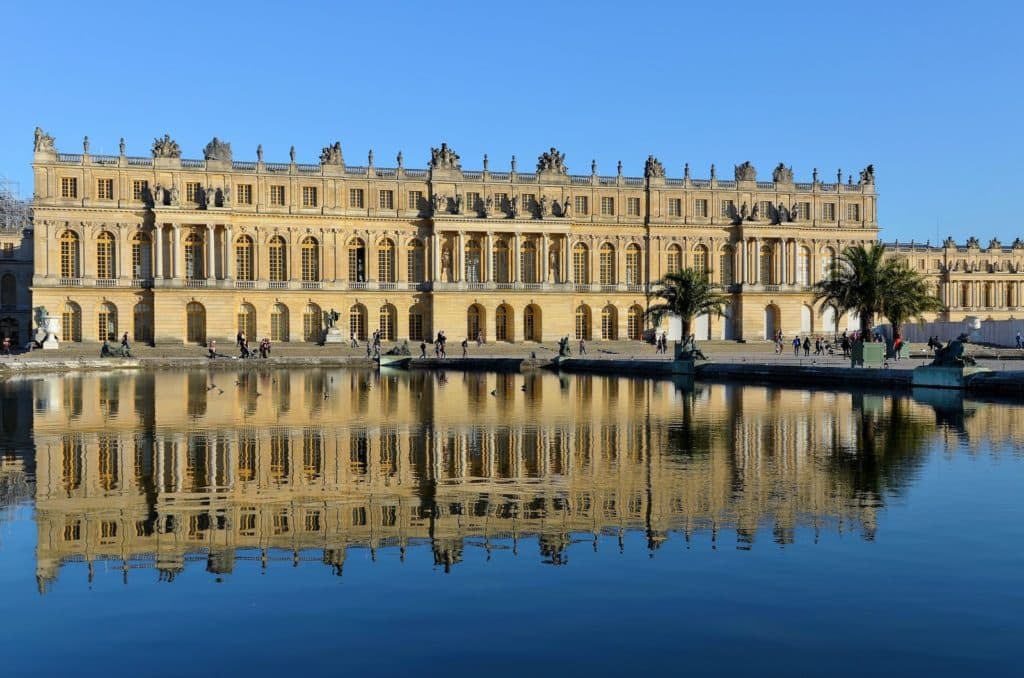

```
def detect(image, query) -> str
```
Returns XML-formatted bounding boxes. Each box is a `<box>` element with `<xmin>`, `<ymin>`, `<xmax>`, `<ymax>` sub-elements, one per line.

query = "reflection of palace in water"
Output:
<box><xmin>18</xmin><ymin>368</ymin><xmax>1017</xmax><ymax>590</ymax></box>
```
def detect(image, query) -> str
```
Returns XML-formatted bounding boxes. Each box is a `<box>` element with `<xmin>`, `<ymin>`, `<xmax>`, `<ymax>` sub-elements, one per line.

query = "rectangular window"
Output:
<box><xmin>408</xmin><ymin>313</ymin><xmax>423</xmax><ymax>342</ymax></box>
<box><xmin>349</xmin><ymin>188</ymin><xmax>364</xmax><ymax>208</ymax></box>
<box><xmin>378</xmin><ymin>189</ymin><xmax>394</xmax><ymax>209</ymax></box>
<box><xmin>822</xmin><ymin>203</ymin><xmax>836</xmax><ymax>220</ymax></box>
<box><xmin>795</xmin><ymin>202</ymin><xmax>810</xmax><ymax>220</ymax></box>
<box><xmin>757</xmin><ymin>200</ymin><xmax>772</xmax><ymax>219</ymax></box>
<box><xmin>694</xmin><ymin>199</ymin><xmax>708</xmax><ymax>217</ymax></box>
<box><xmin>302</xmin><ymin>186</ymin><xmax>318</xmax><ymax>207</ymax></box>
<box><xmin>626</xmin><ymin>197</ymin><xmax>641</xmax><ymax>216</ymax></box>
<box><xmin>521</xmin><ymin>193</ymin><xmax>536</xmax><ymax>213</ymax></box>
<box><xmin>668</xmin><ymin>198</ymin><xmax>682</xmax><ymax>217</ymax></box>
<box><xmin>575</xmin><ymin>195</ymin><xmax>589</xmax><ymax>215</ymax></box>
<box><xmin>408</xmin><ymin>190</ymin><xmax>423</xmax><ymax>210</ymax></box>
<box><xmin>132</xmin><ymin>179</ymin><xmax>148</xmax><ymax>201</ymax></box>
<box><xmin>270</xmin><ymin>185</ymin><xmax>285</xmax><ymax>206</ymax></box>
<box><xmin>61</xmin><ymin>177</ymin><xmax>78</xmax><ymax>198</ymax></box>
<box><xmin>237</xmin><ymin>184</ymin><xmax>253</xmax><ymax>205</ymax></box>
<box><xmin>600</xmin><ymin>196</ymin><xmax>615</xmax><ymax>215</ymax></box>
<box><xmin>96</xmin><ymin>178</ymin><xmax>114</xmax><ymax>200</ymax></box>
<box><xmin>465</xmin><ymin>192</ymin><xmax>480</xmax><ymax>212</ymax></box>
<box><xmin>185</xmin><ymin>182</ymin><xmax>200</xmax><ymax>203</ymax></box>
<box><xmin>847</xmin><ymin>203</ymin><xmax>861</xmax><ymax>220</ymax></box>
<box><xmin>720</xmin><ymin>200</ymin><xmax>735</xmax><ymax>218</ymax></box>
<box><xmin>494</xmin><ymin>192</ymin><xmax>508</xmax><ymax>212</ymax></box>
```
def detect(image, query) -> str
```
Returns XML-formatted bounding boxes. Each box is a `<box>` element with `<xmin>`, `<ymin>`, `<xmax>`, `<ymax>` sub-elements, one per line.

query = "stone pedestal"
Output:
<box><xmin>41</xmin><ymin>315</ymin><xmax>60</xmax><ymax>350</ymax></box>
<box><xmin>912</xmin><ymin>365</ymin><xmax>992</xmax><ymax>389</ymax></box>
<box><xmin>851</xmin><ymin>341</ymin><xmax>885</xmax><ymax>367</ymax></box>
<box><xmin>323</xmin><ymin>327</ymin><xmax>344</xmax><ymax>344</ymax></box>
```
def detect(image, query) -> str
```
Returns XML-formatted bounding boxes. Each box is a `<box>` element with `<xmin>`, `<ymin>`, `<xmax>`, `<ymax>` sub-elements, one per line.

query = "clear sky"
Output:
<box><xmin>1</xmin><ymin>0</ymin><xmax>1021</xmax><ymax>243</ymax></box>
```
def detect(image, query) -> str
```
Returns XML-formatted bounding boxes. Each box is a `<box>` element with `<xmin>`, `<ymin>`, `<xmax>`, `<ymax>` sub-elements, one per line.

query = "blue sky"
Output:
<box><xmin>1</xmin><ymin>0</ymin><xmax>1021</xmax><ymax>243</ymax></box>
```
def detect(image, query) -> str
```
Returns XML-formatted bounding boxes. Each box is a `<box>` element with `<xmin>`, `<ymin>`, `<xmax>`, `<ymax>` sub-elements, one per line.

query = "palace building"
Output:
<box><xmin>29</xmin><ymin>129</ymin><xmax>884</xmax><ymax>345</ymax></box>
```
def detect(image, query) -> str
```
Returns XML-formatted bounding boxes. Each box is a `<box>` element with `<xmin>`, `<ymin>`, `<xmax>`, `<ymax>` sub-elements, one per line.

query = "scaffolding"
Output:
<box><xmin>0</xmin><ymin>175</ymin><xmax>30</xmax><ymax>231</ymax></box>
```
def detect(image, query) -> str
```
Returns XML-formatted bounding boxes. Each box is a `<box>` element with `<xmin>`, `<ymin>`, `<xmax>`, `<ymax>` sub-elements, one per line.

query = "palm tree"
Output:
<box><xmin>882</xmin><ymin>262</ymin><xmax>945</xmax><ymax>339</ymax></box>
<box><xmin>646</xmin><ymin>268</ymin><xmax>730</xmax><ymax>339</ymax></box>
<box><xmin>813</xmin><ymin>243</ymin><xmax>892</xmax><ymax>339</ymax></box>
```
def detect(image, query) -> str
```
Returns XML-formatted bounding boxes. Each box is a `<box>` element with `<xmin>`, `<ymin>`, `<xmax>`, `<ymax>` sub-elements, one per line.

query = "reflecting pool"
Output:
<box><xmin>1</xmin><ymin>369</ymin><xmax>1022</xmax><ymax>675</ymax></box>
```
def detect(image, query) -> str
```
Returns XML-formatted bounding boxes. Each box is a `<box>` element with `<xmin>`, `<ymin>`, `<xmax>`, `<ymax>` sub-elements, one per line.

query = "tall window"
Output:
<box><xmin>61</xmin><ymin>177</ymin><xmax>78</xmax><ymax>198</ymax></box>
<box><xmin>133</xmin><ymin>302</ymin><xmax>152</xmax><ymax>343</ymax></box>
<box><xmin>692</xmin><ymin>245</ymin><xmax>709</xmax><ymax>279</ymax></box>
<box><xmin>822</xmin><ymin>203</ymin><xmax>836</xmax><ymax>220</ymax></box>
<box><xmin>575</xmin><ymin>195</ymin><xmax>589</xmax><ymax>215</ymax></box>
<box><xmin>268</xmin><ymin>236</ymin><xmax>287</xmax><ymax>281</ymax></box>
<box><xmin>627</xmin><ymin>306</ymin><xmax>643</xmax><ymax>340</ymax></box>
<box><xmin>494</xmin><ymin>192</ymin><xmax>508</xmax><ymax>212</ymax></box>
<box><xmin>237</xmin><ymin>304</ymin><xmax>256</xmax><ymax>341</ymax></box>
<box><xmin>349</xmin><ymin>304</ymin><xmax>367</xmax><ymax>341</ymax></box>
<box><xmin>846</xmin><ymin>203</ymin><xmax>861</xmax><ymax>220</ymax></box>
<box><xmin>760</xmin><ymin>246</ymin><xmax>773</xmax><ymax>284</ymax></box>
<box><xmin>97</xmin><ymin>302</ymin><xmax>117</xmax><ymax>341</ymax></box>
<box><xmin>719</xmin><ymin>245</ymin><xmax>734</xmax><ymax>285</ymax></box>
<box><xmin>521</xmin><ymin>194</ymin><xmax>536</xmax><ymax>214</ymax></box>
<box><xmin>626</xmin><ymin>197</ymin><xmax>641</xmax><ymax>216</ymax></box>
<box><xmin>186</xmin><ymin>303</ymin><xmax>206</xmax><ymax>344</ymax></box>
<box><xmin>668</xmin><ymin>198</ymin><xmax>682</xmax><ymax>217</ymax></box>
<box><xmin>271</xmin><ymin>304</ymin><xmax>289</xmax><ymax>341</ymax></box>
<box><xmin>601</xmin><ymin>305</ymin><xmax>617</xmax><ymax>340</ymax></box>
<box><xmin>131</xmin><ymin>233</ymin><xmax>150</xmax><ymax>278</ymax></box>
<box><xmin>379</xmin><ymin>304</ymin><xmax>396</xmax><ymax>341</ymax></box>
<box><xmin>270</xmin><ymin>185</ymin><xmax>285</xmax><ymax>206</ymax></box>
<box><xmin>794</xmin><ymin>202</ymin><xmax>811</xmax><ymax>220</ymax></box>
<box><xmin>132</xmin><ymin>180</ymin><xmax>148</xmax><ymax>201</ymax></box>
<box><xmin>183</xmin><ymin>231</ymin><xmax>203</xmax><ymax>279</ymax></box>
<box><xmin>493</xmin><ymin>240</ymin><xmax>509</xmax><ymax>283</ymax></box>
<box><xmin>575</xmin><ymin>305</ymin><xmax>591</xmax><ymax>340</ymax></box>
<box><xmin>625</xmin><ymin>244</ymin><xmax>641</xmax><ymax>284</ymax></box>
<box><xmin>379</xmin><ymin>190</ymin><xmax>394</xmax><ymax>209</ymax></box>
<box><xmin>797</xmin><ymin>246</ymin><xmax>810</xmax><ymax>285</ymax></box>
<box><xmin>694</xmin><ymin>199</ymin><xmax>708</xmax><ymax>217</ymax></box>
<box><xmin>667</xmin><ymin>244</ymin><xmax>682</xmax><ymax>273</ymax></box>
<box><xmin>186</xmin><ymin>182</ymin><xmax>200</xmax><ymax>203</ymax></box>
<box><xmin>301</xmin><ymin>237</ymin><xmax>320</xmax><ymax>282</ymax></box>
<box><xmin>720</xmin><ymin>200</ymin><xmax>735</xmax><ymax>218</ymax></box>
<box><xmin>599</xmin><ymin>244</ymin><xmax>615</xmax><ymax>285</ymax></box>
<box><xmin>377</xmin><ymin>239</ymin><xmax>395</xmax><ymax>282</ymax></box>
<box><xmin>408</xmin><ymin>306</ymin><xmax>424</xmax><ymax>341</ymax></box>
<box><xmin>495</xmin><ymin>305</ymin><xmax>509</xmax><ymax>342</ymax></box>
<box><xmin>465</xmin><ymin>192</ymin><xmax>480</xmax><ymax>213</ymax></box>
<box><xmin>407</xmin><ymin>239</ymin><xmax>424</xmax><ymax>282</ymax></box>
<box><xmin>348</xmin><ymin>239</ymin><xmax>366</xmax><ymax>282</ymax></box>
<box><xmin>303</xmin><ymin>304</ymin><xmax>322</xmax><ymax>343</ymax></box>
<box><xmin>757</xmin><ymin>200</ymin><xmax>773</xmax><ymax>220</ymax></box>
<box><xmin>97</xmin><ymin>178</ymin><xmax>114</xmax><ymax>200</ymax></box>
<box><xmin>465</xmin><ymin>241</ymin><xmax>481</xmax><ymax>282</ymax></box>
<box><xmin>600</xmin><ymin>197</ymin><xmax>615</xmax><ymax>215</ymax></box>
<box><xmin>520</xmin><ymin>241</ymin><xmax>537</xmax><ymax>283</ymax></box>
<box><xmin>235</xmin><ymin>236</ymin><xmax>254</xmax><ymax>281</ymax></box>
<box><xmin>60</xmin><ymin>230</ymin><xmax>80</xmax><ymax>278</ymax></box>
<box><xmin>302</xmin><ymin>186</ymin><xmax>318</xmax><ymax>207</ymax></box>
<box><xmin>237</xmin><ymin>184</ymin><xmax>253</xmax><ymax>205</ymax></box>
<box><xmin>349</xmin><ymin>188</ymin><xmax>364</xmax><ymax>208</ymax></box>
<box><xmin>62</xmin><ymin>302</ymin><xmax>82</xmax><ymax>342</ymax></box>
<box><xmin>96</xmin><ymin>231</ymin><xmax>115</xmax><ymax>279</ymax></box>
<box><xmin>408</xmin><ymin>191</ymin><xmax>423</xmax><ymax>211</ymax></box>
<box><xmin>821</xmin><ymin>247</ymin><xmax>836</xmax><ymax>279</ymax></box>
<box><xmin>572</xmin><ymin>243</ymin><xmax>589</xmax><ymax>283</ymax></box>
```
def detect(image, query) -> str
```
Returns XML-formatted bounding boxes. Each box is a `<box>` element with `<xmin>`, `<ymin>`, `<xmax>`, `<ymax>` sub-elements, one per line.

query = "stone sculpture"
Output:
<box><xmin>539</xmin><ymin>195</ymin><xmax>550</xmax><ymax>218</ymax></box>
<box><xmin>33</xmin><ymin>127</ymin><xmax>55</xmax><ymax>152</ymax></box>
<box><xmin>320</xmin><ymin>141</ymin><xmax>343</xmax><ymax>165</ymax></box>
<box><xmin>859</xmin><ymin>164</ymin><xmax>875</xmax><ymax>185</ymax></box>
<box><xmin>430</xmin><ymin>143</ymin><xmax>461</xmax><ymax>170</ymax></box>
<box><xmin>203</xmin><ymin>137</ymin><xmax>232</xmax><ymax>162</ymax></box>
<box><xmin>644</xmin><ymin>155</ymin><xmax>665</xmax><ymax>178</ymax></box>
<box><xmin>930</xmin><ymin>333</ymin><xmax>976</xmax><ymax>367</ymax></box>
<box><xmin>772</xmin><ymin>163</ymin><xmax>793</xmax><ymax>183</ymax></box>
<box><xmin>432</xmin><ymin>193</ymin><xmax>447</xmax><ymax>214</ymax></box>
<box><xmin>734</xmin><ymin>161</ymin><xmax>756</xmax><ymax>182</ymax></box>
<box><xmin>537</xmin><ymin>147</ymin><xmax>567</xmax><ymax>174</ymax></box>
<box><xmin>151</xmin><ymin>134</ymin><xmax>181</xmax><ymax>158</ymax></box>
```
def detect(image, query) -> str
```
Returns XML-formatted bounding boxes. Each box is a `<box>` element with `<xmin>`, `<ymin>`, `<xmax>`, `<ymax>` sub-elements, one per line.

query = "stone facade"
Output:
<box><xmin>30</xmin><ymin>131</ymin><xmax>889</xmax><ymax>344</ymax></box>
<box><xmin>0</xmin><ymin>189</ymin><xmax>32</xmax><ymax>346</ymax></box>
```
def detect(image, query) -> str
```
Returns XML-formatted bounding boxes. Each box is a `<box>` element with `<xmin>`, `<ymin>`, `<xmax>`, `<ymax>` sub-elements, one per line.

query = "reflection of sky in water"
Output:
<box><xmin>0</xmin><ymin>370</ymin><xmax>1022</xmax><ymax>674</ymax></box>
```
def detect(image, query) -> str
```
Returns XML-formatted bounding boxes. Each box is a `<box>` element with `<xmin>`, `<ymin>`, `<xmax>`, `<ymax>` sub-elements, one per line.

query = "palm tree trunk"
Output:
<box><xmin>681</xmin><ymin>317</ymin><xmax>692</xmax><ymax>340</ymax></box>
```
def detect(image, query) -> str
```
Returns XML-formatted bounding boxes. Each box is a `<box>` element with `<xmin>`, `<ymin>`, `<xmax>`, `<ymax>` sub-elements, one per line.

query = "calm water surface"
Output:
<box><xmin>0</xmin><ymin>368</ymin><xmax>1022</xmax><ymax>676</ymax></box>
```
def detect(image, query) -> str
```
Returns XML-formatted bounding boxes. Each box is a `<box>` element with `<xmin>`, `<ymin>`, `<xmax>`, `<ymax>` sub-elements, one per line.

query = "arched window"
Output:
<box><xmin>520</xmin><ymin>240</ymin><xmax>537</xmax><ymax>283</ymax></box>
<box><xmin>268</xmin><ymin>236</ymin><xmax>287</xmax><ymax>281</ymax></box>
<box><xmin>406</xmin><ymin>239</ymin><xmax>424</xmax><ymax>282</ymax></box>
<box><xmin>377</xmin><ymin>238</ymin><xmax>395</xmax><ymax>282</ymax></box>
<box><xmin>348</xmin><ymin>238</ymin><xmax>366</xmax><ymax>282</ymax></box>
<box><xmin>184</xmin><ymin>231</ymin><xmax>203</xmax><ymax>279</ymax></box>
<box><xmin>62</xmin><ymin>302</ymin><xmax>82</xmax><ymax>342</ymax></box>
<box><xmin>237</xmin><ymin>303</ymin><xmax>256</xmax><ymax>342</ymax></box>
<box><xmin>575</xmin><ymin>305</ymin><xmax>591</xmax><ymax>340</ymax></box>
<box><xmin>349</xmin><ymin>304</ymin><xmax>367</xmax><ymax>341</ymax></box>
<box><xmin>821</xmin><ymin>247</ymin><xmax>836</xmax><ymax>280</ymax></box>
<box><xmin>96</xmin><ymin>231</ymin><xmax>116</xmax><ymax>279</ymax></box>
<box><xmin>379</xmin><ymin>304</ymin><xmax>396</xmax><ymax>340</ymax></box>
<box><xmin>719</xmin><ymin>245</ymin><xmax>734</xmax><ymax>285</ymax></box>
<box><xmin>186</xmin><ymin>302</ymin><xmax>206</xmax><ymax>343</ymax></box>
<box><xmin>468</xmin><ymin>304</ymin><xmax>483</xmax><ymax>342</ymax></box>
<box><xmin>572</xmin><ymin>243</ymin><xmax>589</xmax><ymax>283</ymax></box>
<box><xmin>301</xmin><ymin>237</ymin><xmax>320</xmax><ymax>282</ymax></box>
<box><xmin>627</xmin><ymin>305</ymin><xmax>644</xmax><ymax>340</ymax></box>
<box><xmin>601</xmin><ymin>305</ymin><xmax>617</xmax><ymax>340</ymax></box>
<box><xmin>625</xmin><ymin>244</ymin><xmax>641</xmax><ymax>285</ymax></box>
<box><xmin>666</xmin><ymin>244</ymin><xmax>682</xmax><ymax>274</ymax></box>
<box><xmin>495</xmin><ymin>304</ymin><xmax>512</xmax><ymax>342</ymax></box>
<box><xmin>133</xmin><ymin>301</ymin><xmax>152</xmax><ymax>343</ymax></box>
<box><xmin>760</xmin><ymin>245</ymin><xmax>774</xmax><ymax>284</ymax></box>
<box><xmin>60</xmin><ymin>230</ymin><xmax>80</xmax><ymax>279</ymax></box>
<box><xmin>408</xmin><ymin>304</ymin><xmax>424</xmax><ymax>341</ymax></box>
<box><xmin>303</xmin><ymin>304</ymin><xmax>322</xmax><ymax>343</ymax></box>
<box><xmin>465</xmin><ymin>240</ymin><xmax>482</xmax><ymax>283</ymax></box>
<box><xmin>131</xmin><ymin>232</ymin><xmax>151</xmax><ymax>279</ymax></box>
<box><xmin>692</xmin><ymin>245</ymin><xmax>709</xmax><ymax>279</ymax></box>
<box><xmin>599</xmin><ymin>244</ymin><xmax>615</xmax><ymax>285</ymax></box>
<box><xmin>271</xmin><ymin>303</ymin><xmax>289</xmax><ymax>341</ymax></box>
<box><xmin>97</xmin><ymin>302</ymin><xmax>117</xmax><ymax>341</ymax></box>
<box><xmin>235</xmin><ymin>235</ymin><xmax>254</xmax><ymax>281</ymax></box>
<box><xmin>0</xmin><ymin>274</ymin><xmax>15</xmax><ymax>307</ymax></box>
<box><xmin>797</xmin><ymin>246</ymin><xmax>811</xmax><ymax>286</ymax></box>
<box><xmin>493</xmin><ymin>239</ymin><xmax>510</xmax><ymax>283</ymax></box>
<box><xmin>524</xmin><ymin>304</ymin><xmax>541</xmax><ymax>341</ymax></box>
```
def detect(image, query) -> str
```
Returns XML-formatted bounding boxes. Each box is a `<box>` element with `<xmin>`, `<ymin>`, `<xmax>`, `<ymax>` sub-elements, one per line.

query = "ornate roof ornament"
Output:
<box><xmin>319</xmin><ymin>142</ymin><xmax>343</xmax><ymax>165</ymax></box>
<box><xmin>151</xmin><ymin>134</ymin><xmax>181</xmax><ymax>158</ymax></box>
<box><xmin>859</xmin><ymin>164</ymin><xmax>875</xmax><ymax>185</ymax></box>
<box><xmin>33</xmin><ymin>127</ymin><xmax>55</xmax><ymax>152</ymax></box>
<box><xmin>430</xmin><ymin>143</ymin><xmax>461</xmax><ymax>170</ymax></box>
<box><xmin>989</xmin><ymin>238</ymin><xmax>1002</xmax><ymax>250</ymax></box>
<box><xmin>966</xmin><ymin>236</ymin><xmax>980</xmax><ymax>248</ymax></box>
<box><xmin>537</xmin><ymin>147</ymin><xmax>567</xmax><ymax>174</ymax></box>
<box><xmin>772</xmin><ymin>163</ymin><xmax>794</xmax><ymax>183</ymax></box>
<box><xmin>644</xmin><ymin>155</ymin><xmax>665</xmax><ymax>178</ymax></box>
<box><xmin>734</xmin><ymin>161</ymin><xmax>756</xmax><ymax>182</ymax></box>
<box><xmin>1013</xmin><ymin>238</ymin><xmax>1024</xmax><ymax>249</ymax></box>
<box><xmin>203</xmin><ymin>137</ymin><xmax>232</xmax><ymax>162</ymax></box>
<box><xmin>943</xmin><ymin>236</ymin><xmax>956</xmax><ymax>248</ymax></box>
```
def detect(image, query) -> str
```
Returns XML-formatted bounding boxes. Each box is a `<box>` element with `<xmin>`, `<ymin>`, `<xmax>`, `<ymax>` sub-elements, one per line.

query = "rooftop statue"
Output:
<box><xmin>1013</xmin><ymin>238</ymin><xmax>1024</xmax><ymax>249</ymax></box>
<box><xmin>151</xmin><ymin>134</ymin><xmax>181</xmax><ymax>159</ymax></box>
<box><xmin>772</xmin><ymin>162</ymin><xmax>794</xmax><ymax>183</ymax></box>
<box><xmin>430</xmin><ymin>143</ymin><xmax>461</xmax><ymax>170</ymax></box>
<box><xmin>734</xmin><ymin>161</ymin><xmax>756</xmax><ymax>182</ymax></box>
<box><xmin>33</xmin><ymin>127</ymin><xmax>56</xmax><ymax>152</ymax></box>
<box><xmin>989</xmin><ymin>238</ymin><xmax>1002</xmax><ymax>250</ymax></box>
<box><xmin>858</xmin><ymin>164</ymin><xmax>875</xmax><ymax>185</ymax></box>
<box><xmin>203</xmin><ymin>137</ymin><xmax>232</xmax><ymax>162</ymax></box>
<box><xmin>537</xmin><ymin>147</ymin><xmax>568</xmax><ymax>174</ymax></box>
<box><xmin>644</xmin><ymin>155</ymin><xmax>665</xmax><ymax>179</ymax></box>
<box><xmin>966</xmin><ymin>236</ymin><xmax>980</xmax><ymax>248</ymax></box>
<box><xmin>930</xmin><ymin>333</ymin><xmax>976</xmax><ymax>367</ymax></box>
<box><xmin>320</xmin><ymin>141</ymin><xmax>343</xmax><ymax>165</ymax></box>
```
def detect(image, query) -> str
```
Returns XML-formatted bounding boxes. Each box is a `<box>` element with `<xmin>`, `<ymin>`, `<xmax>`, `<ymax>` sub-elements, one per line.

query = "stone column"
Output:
<box><xmin>172</xmin><ymin>225</ymin><xmax>181</xmax><ymax>279</ymax></box>
<box><xmin>512</xmin><ymin>233</ymin><xmax>520</xmax><ymax>283</ymax></box>
<box><xmin>565</xmin><ymin>237</ymin><xmax>575</xmax><ymax>284</ymax></box>
<box><xmin>780</xmin><ymin>239</ymin><xmax>788</xmax><ymax>285</ymax></box>
<box><xmin>484</xmin><ymin>232</ymin><xmax>493</xmax><ymax>282</ymax></box>
<box><xmin>541</xmin><ymin>235</ymin><xmax>549</xmax><ymax>283</ymax></box>
<box><xmin>431</xmin><ymin>233</ymin><xmax>441</xmax><ymax>282</ymax></box>
<box><xmin>753</xmin><ymin>238</ymin><xmax>761</xmax><ymax>284</ymax></box>
<box><xmin>456</xmin><ymin>231</ymin><xmax>465</xmax><ymax>283</ymax></box>
<box><xmin>154</xmin><ymin>225</ymin><xmax>163</xmax><ymax>279</ymax></box>
<box><xmin>206</xmin><ymin>224</ymin><xmax>216</xmax><ymax>280</ymax></box>
<box><xmin>224</xmin><ymin>227</ymin><xmax>233</xmax><ymax>280</ymax></box>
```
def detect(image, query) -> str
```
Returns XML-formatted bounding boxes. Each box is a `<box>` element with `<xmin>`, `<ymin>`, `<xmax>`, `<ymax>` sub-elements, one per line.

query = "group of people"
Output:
<box><xmin>774</xmin><ymin>331</ymin><xmax>853</xmax><ymax>358</ymax></box>
<box><xmin>653</xmin><ymin>332</ymin><xmax>669</xmax><ymax>354</ymax></box>
<box><xmin>419</xmin><ymin>330</ymin><xmax>449</xmax><ymax>359</ymax></box>
<box><xmin>227</xmin><ymin>331</ymin><xmax>271</xmax><ymax>359</ymax></box>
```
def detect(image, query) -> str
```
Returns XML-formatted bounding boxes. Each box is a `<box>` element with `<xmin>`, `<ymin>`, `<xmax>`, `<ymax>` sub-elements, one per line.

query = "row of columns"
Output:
<box><xmin>946</xmin><ymin>280</ymin><xmax>1022</xmax><ymax>308</ymax></box>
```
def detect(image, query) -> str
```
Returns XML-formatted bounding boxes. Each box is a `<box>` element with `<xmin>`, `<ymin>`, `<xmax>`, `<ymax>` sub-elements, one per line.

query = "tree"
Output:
<box><xmin>813</xmin><ymin>243</ymin><xmax>892</xmax><ymax>340</ymax></box>
<box><xmin>646</xmin><ymin>268</ymin><xmax>729</xmax><ymax>339</ymax></box>
<box><xmin>882</xmin><ymin>262</ymin><xmax>944</xmax><ymax>339</ymax></box>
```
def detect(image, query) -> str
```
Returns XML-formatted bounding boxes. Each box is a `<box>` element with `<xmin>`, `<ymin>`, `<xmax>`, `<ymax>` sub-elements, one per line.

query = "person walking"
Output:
<box><xmin>476</xmin><ymin>330</ymin><xmax>483</xmax><ymax>347</ymax></box>
<box><xmin>803</xmin><ymin>336</ymin><xmax>811</xmax><ymax>356</ymax></box>
<box><xmin>579</xmin><ymin>338</ymin><xmax>587</xmax><ymax>355</ymax></box>
<box><xmin>350</xmin><ymin>330</ymin><xmax>358</xmax><ymax>348</ymax></box>
<box><xmin>419</xmin><ymin>340</ymin><xmax>427</xmax><ymax>359</ymax></box>
<box><xmin>1017</xmin><ymin>331</ymin><xmax>1022</xmax><ymax>349</ymax></box>
<box><xmin>462</xmin><ymin>338</ymin><xmax>469</xmax><ymax>358</ymax></box>
<box><xmin>792</xmin><ymin>336</ymin><xmax>801</xmax><ymax>357</ymax></box>
<box><xmin>207</xmin><ymin>339</ymin><xmax>216</xmax><ymax>359</ymax></box>
<box><xmin>2</xmin><ymin>336</ymin><xmax>10</xmax><ymax>355</ymax></box>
